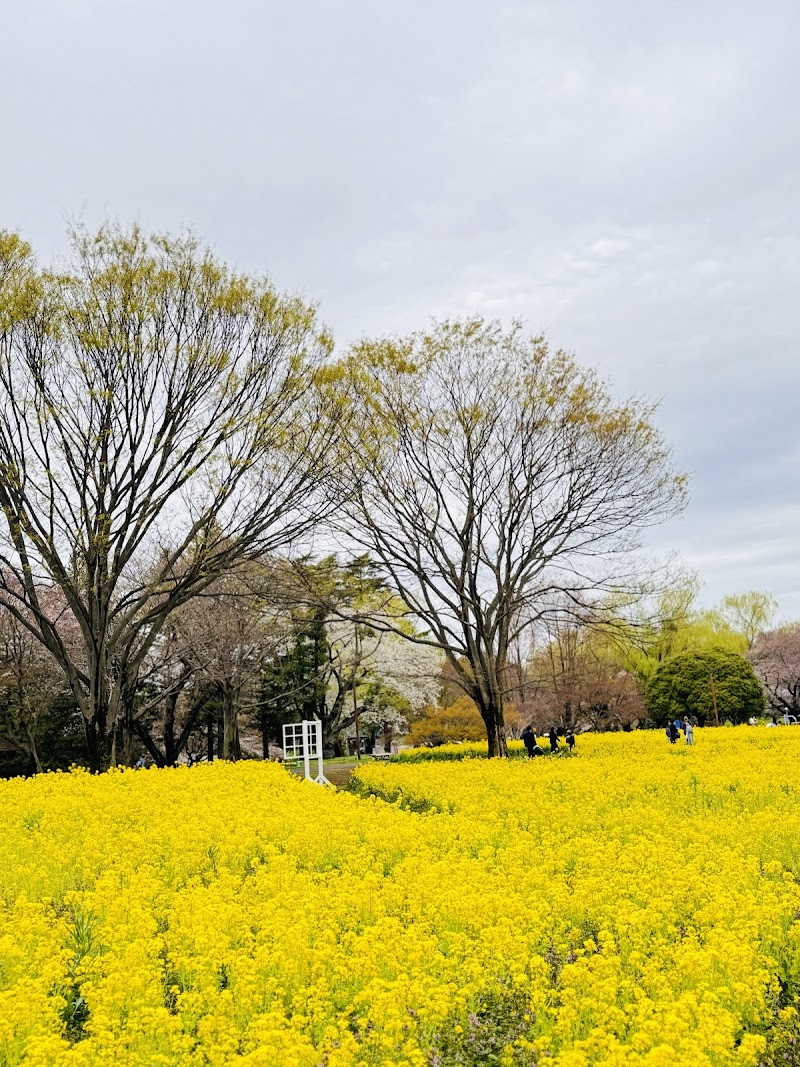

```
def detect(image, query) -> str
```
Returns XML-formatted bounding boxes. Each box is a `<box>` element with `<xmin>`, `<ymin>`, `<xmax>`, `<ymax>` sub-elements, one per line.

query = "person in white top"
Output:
<box><xmin>683</xmin><ymin>717</ymin><xmax>694</xmax><ymax>745</ymax></box>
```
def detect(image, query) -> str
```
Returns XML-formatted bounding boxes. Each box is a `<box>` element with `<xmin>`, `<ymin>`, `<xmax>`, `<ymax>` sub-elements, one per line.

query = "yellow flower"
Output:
<box><xmin>1</xmin><ymin>729</ymin><xmax>799</xmax><ymax>1064</ymax></box>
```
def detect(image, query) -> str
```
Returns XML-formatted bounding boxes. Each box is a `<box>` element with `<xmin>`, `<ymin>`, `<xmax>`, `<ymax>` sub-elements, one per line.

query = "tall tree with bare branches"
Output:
<box><xmin>335</xmin><ymin>318</ymin><xmax>686</xmax><ymax>756</ymax></box>
<box><xmin>748</xmin><ymin>625</ymin><xmax>800</xmax><ymax>717</ymax></box>
<box><xmin>0</xmin><ymin>600</ymin><xmax>70</xmax><ymax>773</ymax></box>
<box><xmin>0</xmin><ymin>225</ymin><xmax>338</xmax><ymax>769</ymax></box>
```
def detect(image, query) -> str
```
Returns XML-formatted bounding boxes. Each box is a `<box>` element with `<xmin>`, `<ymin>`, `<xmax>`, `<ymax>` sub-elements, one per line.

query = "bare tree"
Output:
<box><xmin>175</xmin><ymin>569</ymin><xmax>281</xmax><ymax>760</ymax></box>
<box><xmin>0</xmin><ymin>601</ymin><xmax>69</xmax><ymax>773</ymax></box>
<box><xmin>335</xmin><ymin>318</ymin><xmax>686</xmax><ymax>755</ymax></box>
<box><xmin>748</xmin><ymin>625</ymin><xmax>800</xmax><ymax>717</ymax></box>
<box><xmin>504</xmin><ymin>604</ymin><xmax>644</xmax><ymax>734</ymax></box>
<box><xmin>0</xmin><ymin>225</ymin><xmax>338</xmax><ymax>769</ymax></box>
<box><xmin>128</xmin><ymin>560</ymin><xmax>299</xmax><ymax>765</ymax></box>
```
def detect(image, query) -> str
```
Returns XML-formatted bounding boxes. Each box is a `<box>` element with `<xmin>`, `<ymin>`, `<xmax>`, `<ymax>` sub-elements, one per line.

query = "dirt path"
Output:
<box><xmin>324</xmin><ymin>762</ymin><xmax>359</xmax><ymax>788</ymax></box>
<box><xmin>288</xmin><ymin>761</ymin><xmax>359</xmax><ymax>788</ymax></box>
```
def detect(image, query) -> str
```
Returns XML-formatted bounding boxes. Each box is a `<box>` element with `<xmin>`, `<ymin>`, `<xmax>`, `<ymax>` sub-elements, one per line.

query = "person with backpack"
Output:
<box><xmin>521</xmin><ymin>725</ymin><xmax>537</xmax><ymax>758</ymax></box>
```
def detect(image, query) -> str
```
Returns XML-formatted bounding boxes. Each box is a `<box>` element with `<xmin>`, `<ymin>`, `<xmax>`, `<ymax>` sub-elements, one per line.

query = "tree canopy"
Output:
<box><xmin>645</xmin><ymin>648</ymin><xmax>765</xmax><ymax>726</ymax></box>
<box><xmin>748</xmin><ymin>625</ymin><xmax>800</xmax><ymax>717</ymax></box>
<box><xmin>0</xmin><ymin>224</ymin><xmax>338</xmax><ymax>768</ymax></box>
<box><xmin>334</xmin><ymin>318</ymin><xmax>686</xmax><ymax>755</ymax></box>
<box><xmin>0</xmin><ymin>222</ymin><xmax>785</xmax><ymax>770</ymax></box>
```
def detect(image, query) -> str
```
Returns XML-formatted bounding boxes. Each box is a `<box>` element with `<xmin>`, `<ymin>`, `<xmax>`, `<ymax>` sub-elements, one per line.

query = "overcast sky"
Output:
<box><xmin>3</xmin><ymin>0</ymin><xmax>799</xmax><ymax>618</ymax></box>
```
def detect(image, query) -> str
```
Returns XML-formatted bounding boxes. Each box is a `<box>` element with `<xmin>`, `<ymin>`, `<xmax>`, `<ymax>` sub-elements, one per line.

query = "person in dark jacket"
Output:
<box><xmin>565</xmin><ymin>730</ymin><xmax>575</xmax><ymax>752</ymax></box>
<box><xmin>521</xmin><ymin>725</ymin><xmax>536</xmax><ymax>758</ymax></box>
<box><xmin>548</xmin><ymin>727</ymin><xmax>559</xmax><ymax>752</ymax></box>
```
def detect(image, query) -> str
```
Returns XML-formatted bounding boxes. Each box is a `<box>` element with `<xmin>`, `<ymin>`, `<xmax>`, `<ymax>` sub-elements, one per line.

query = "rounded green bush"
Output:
<box><xmin>645</xmin><ymin>647</ymin><xmax>765</xmax><ymax>726</ymax></box>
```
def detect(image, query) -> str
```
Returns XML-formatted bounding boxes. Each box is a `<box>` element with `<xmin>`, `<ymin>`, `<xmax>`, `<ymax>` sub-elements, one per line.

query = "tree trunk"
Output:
<box><xmin>79</xmin><ymin>641</ymin><xmax>122</xmax><ymax>772</ymax></box>
<box><xmin>261</xmin><ymin>709</ymin><xmax>269</xmax><ymax>760</ymax></box>
<box><xmin>479</xmin><ymin>699</ymin><xmax>508</xmax><ymax>758</ymax></box>
<box><xmin>84</xmin><ymin>710</ymin><xmax>113</xmax><ymax>772</ymax></box>
<box><xmin>382</xmin><ymin>722</ymin><xmax>393</xmax><ymax>753</ymax></box>
<box><xmin>164</xmin><ymin>690</ymin><xmax>178</xmax><ymax>766</ymax></box>
<box><xmin>84</xmin><ymin>637</ymin><xmax>113</xmax><ymax>771</ymax></box>
<box><xmin>120</xmin><ymin>681</ymin><xmax>138</xmax><ymax>767</ymax></box>
<box><xmin>221</xmin><ymin>682</ymin><xmax>240</xmax><ymax>760</ymax></box>
<box><xmin>22</xmin><ymin>717</ymin><xmax>42</xmax><ymax>775</ymax></box>
<box><xmin>322</xmin><ymin>691</ymin><xmax>345</xmax><ymax>756</ymax></box>
<box><xmin>563</xmin><ymin>701</ymin><xmax>574</xmax><ymax>731</ymax></box>
<box><xmin>16</xmin><ymin>685</ymin><xmax>43</xmax><ymax>775</ymax></box>
<box><xmin>321</xmin><ymin>677</ymin><xmax>350</xmax><ymax>757</ymax></box>
<box><xmin>132</xmin><ymin>719</ymin><xmax>167</xmax><ymax>768</ymax></box>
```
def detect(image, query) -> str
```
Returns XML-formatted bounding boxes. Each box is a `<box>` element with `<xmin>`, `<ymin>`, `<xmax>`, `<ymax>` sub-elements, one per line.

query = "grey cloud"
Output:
<box><xmin>2</xmin><ymin>0</ymin><xmax>798</xmax><ymax>616</ymax></box>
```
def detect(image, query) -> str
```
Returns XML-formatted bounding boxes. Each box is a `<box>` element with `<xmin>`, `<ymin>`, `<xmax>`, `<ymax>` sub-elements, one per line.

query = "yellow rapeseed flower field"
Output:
<box><xmin>2</xmin><ymin>729</ymin><xmax>800</xmax><ymax>1066</ymax></box>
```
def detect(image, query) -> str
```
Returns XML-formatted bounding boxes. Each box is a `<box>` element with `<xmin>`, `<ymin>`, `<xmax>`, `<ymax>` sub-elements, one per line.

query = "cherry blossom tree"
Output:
<box><xmin>748</xmin><ymin>625</ymin><xmax>800</xmax><ymax>717</ymax></box>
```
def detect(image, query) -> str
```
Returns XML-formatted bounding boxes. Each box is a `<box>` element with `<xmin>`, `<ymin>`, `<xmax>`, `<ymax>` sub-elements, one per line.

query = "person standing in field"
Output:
<box><xmin>548</xmin><ymin>727</ymin><xmax>559</xmax><ymax>752</ymax></box>
<box><xmin>522</xmin><ymin>725</ymin><xmax>536</xmax><ymax>758</ymax></box>
<box><xmin>565</xmin><ymin>730</ymin><xmax>575</xmax><ymax>752</ymax></box>
<box><xmin>666</xmin><ymin>721</ymin><xmax>678</xmax><ymax>744</ymax></box>
<box><xmin>684</xmin><ymin>717</ymin><xmax>694</xmax><ymax>745</ymax></box>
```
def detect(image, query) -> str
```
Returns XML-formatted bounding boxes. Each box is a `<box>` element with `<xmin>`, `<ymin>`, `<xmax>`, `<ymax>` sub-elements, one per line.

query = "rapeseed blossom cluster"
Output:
<box><xmin>2</xmin><ymin>729</ymin><xmax>800</xmax><ymax>1066</ymax></box>
<box><xmin>393</xmin><ymin>739</ymin><xmax>528</xmax><ymax>761</ymax></box>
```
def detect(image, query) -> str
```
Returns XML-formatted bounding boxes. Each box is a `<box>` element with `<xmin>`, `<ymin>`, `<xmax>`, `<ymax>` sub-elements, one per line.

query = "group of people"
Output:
<box><xmin>521</xmin><ymin>725</ymin><xmax>575</xmax><ymax>758</ymax></box>
<box><xmin>519</xmin><ymin>719</ymin><xmax>697</xmax><ymax>756</ymax></box>
<box><xmin>665</xmin><ymin>717</ymin><xmax>694</xmax><ymax>745</ymax></box>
